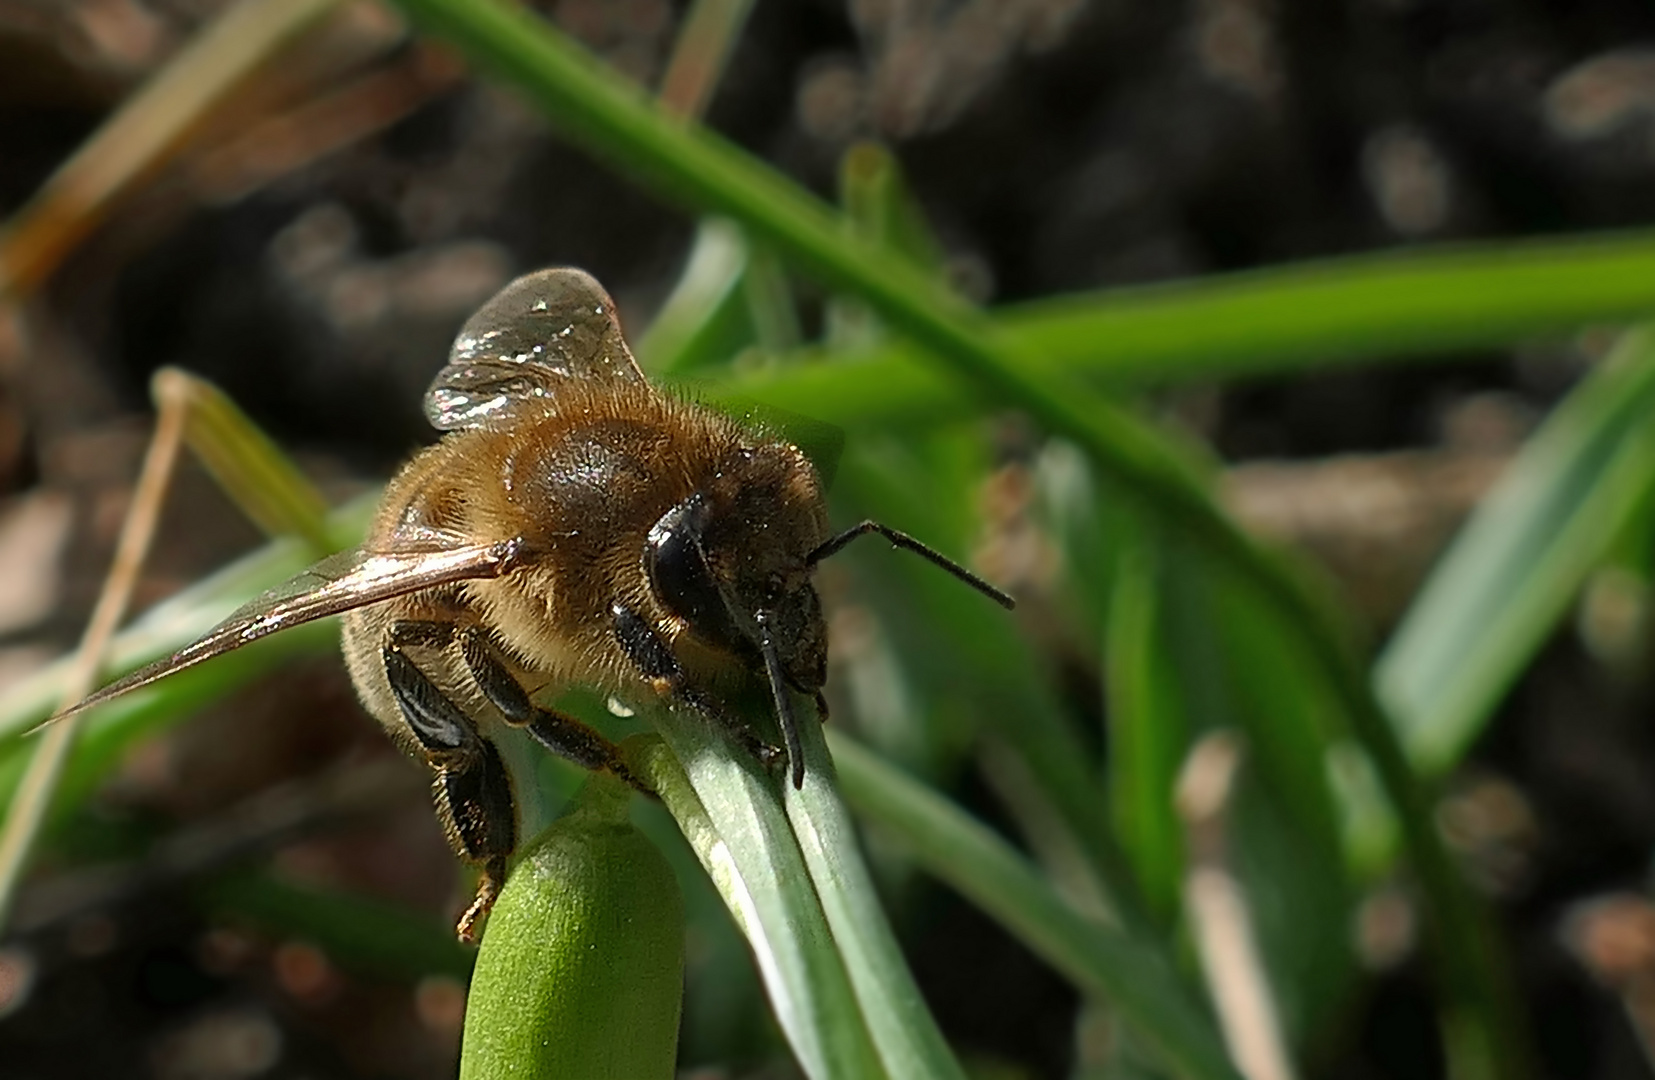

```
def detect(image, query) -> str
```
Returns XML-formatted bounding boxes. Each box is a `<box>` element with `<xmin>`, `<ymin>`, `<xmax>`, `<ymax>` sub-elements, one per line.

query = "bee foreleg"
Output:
<box><xmin>610</xmin><ymin>603</ymin><xmax>788</xmax><ymax>775</ymax></box>
<box><xmin>383</xmin><ymin>643</ymin><xmax>515</xmax><ymax>942</ymax></box>
<box><xmin>458</xmin><ymin>628</ymin><xmax>648</xmax><ymax>793</ymax></box>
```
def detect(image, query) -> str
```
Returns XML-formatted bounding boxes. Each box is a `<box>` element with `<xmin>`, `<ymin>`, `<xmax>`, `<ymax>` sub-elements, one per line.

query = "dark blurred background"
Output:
<box><xmin>3</xmin><ymin>1</ymin><xmax>1655</xmax><ymax>1077</ymax></box>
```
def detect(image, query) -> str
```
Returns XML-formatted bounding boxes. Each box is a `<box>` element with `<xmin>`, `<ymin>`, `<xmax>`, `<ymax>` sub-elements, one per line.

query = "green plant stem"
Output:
<box><xmin>381</xmin><ymin>2</ymin><xmax>1518</xmax><ymax>1072</ymax></box>
<box><xmin>461</xmin><ymin>773</ymin><xmax>684</xmax><ymax>1080</ymax></box>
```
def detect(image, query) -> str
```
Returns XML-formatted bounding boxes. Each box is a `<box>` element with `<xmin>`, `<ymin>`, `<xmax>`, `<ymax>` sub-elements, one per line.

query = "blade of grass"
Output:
<box><xmin>733</xmin><ymin>230</ymin><xmax>1655</xmax><ymax>431</ymax></box>
<box><xmin>782</xmin><ymin>700</ymin><xmax>969</xmax><ymax>1080</ymax></box>
<box><xmin>631</xmin><ymin>722</ymin><xmax>890</xmax><ymax>1080</ymax></box>
<box><xmin>657</xmin><ymin>0</ymin><xmax>756</xmax><ymax>121</ymax></box>
<box><xmin>829</xmin><ymin>730</ymin><xmax>1242</xmax><ymax>1080</ymax></box>
<box><xmin>1201</xmin><ymin>572</ymin><xmax>1357</xmax><ymax>1044</ymax></box>
<box><xmin>0</xmin><ymin>0</ymin><xmax>342</xmax><ymax>297</ymax></box>
<box><xmin>163</xmin><ymin>369</ymin><xmax>333</xmax><ymax>554</ymax></box>
<box><xmin>1105</xmin><ymin>530</ymin><xmax>1190</xmax><ymax>924</ymax></box>
<box><xmin>0</xmin><ymin>376</ymin><xmax>190</xmax><ymax>927</ymax></box>
<box><xmin>1378</xmin><ymin>329</ymin><xmax>1655</xmax><ymax>776</ymax></box>
<box><xmin>826</xmin><ymin>142</ymin><xmax>946</xmax><ymax>349</ymax></box>
<box><xmin>1099</xmin><ymin>507</ymin><xmax>1356</xmax><ymax>1043</ymax></box>
<box><xmin>633</xmin><ymin>218</ymin><xmax>754</xmax><ymax>374</ymax></box>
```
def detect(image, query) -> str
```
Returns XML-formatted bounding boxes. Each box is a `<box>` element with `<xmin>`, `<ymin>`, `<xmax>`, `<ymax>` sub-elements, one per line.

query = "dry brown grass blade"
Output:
<box><xmin>185</xmin><ymin>41</ymin><xmax>463</xmax><ymax>204</ymax></box>
<box><xmin>0</xmin><ymin>369</ymin><xmax>193</xmax><ymax>929</ymax></box>
<box><xmin>0</xmin><ymin>0</ymin><xmax>343</xmax><ymax>299</ymax></box>
<box><xmin>1177</xmin><ymin>732</ymin><xmax>1299</xmax><ymax>1080</ymax></box>
<box><xmin>658</xmin><ymin>0</ymin><xmax>757</xmax><ymax>121</ymax></box>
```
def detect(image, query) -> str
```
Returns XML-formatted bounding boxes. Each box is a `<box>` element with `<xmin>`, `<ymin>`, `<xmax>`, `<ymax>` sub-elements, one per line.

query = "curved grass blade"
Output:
<box><xmin>781</xmin><ymin>704</ymin><xmax>968</xmax><ymax>1080</ymax></box>
<box><xmin>634</xmin><ymin>218</ymin><xmax>754</xmax><ymax>375</ymax></box>
<box><xmin>1100</xmin><ymin>511</ymin><xmax>1355</xmax><ymax>1042</ymax></box>
<box><xmin>631</xmin><ymin>724</ymin><xmax>890</xmax><ymax>1080</ymax></box>
<box><xmin>1378</xmin><ymin>329</ymin><xmax>1655</xmax><ymax>775</ymax></box>
<box><xmin>732</xmin><ymin>230</ymin><xmax>1655</xmax><ymax>430</ymax></box>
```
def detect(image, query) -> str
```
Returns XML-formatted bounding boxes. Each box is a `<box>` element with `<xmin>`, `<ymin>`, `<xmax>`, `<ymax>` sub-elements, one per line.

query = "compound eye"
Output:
<box><xmin>646</xmin><ymin>496</ymin><xmax>744</xmax><ymax>653</ymax></box>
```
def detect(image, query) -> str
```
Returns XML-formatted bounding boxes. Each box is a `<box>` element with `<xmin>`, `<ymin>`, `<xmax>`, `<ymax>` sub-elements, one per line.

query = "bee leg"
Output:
<box><xmin>458</xmin><ymin>628</ymin><xmax>649</xmax><ymax>793</ymax></box>
<box><xmin>389</xmin><ymin>619</ymin><xmax>457</xmax><ymax>649</ymax></box>
<box><xmin>609</xmin><ymin>603</ymin><xmax>787</xmax><ymax>773</ymax></box>
<box><xmin>383</xmin><ymin>645</ymin><xmax>516</xmax><ymax>943</ymax></box>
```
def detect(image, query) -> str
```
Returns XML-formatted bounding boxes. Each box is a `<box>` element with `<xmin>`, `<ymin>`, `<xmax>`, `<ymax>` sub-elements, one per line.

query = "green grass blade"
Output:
<box><xmin>1378</xmin><ymin>329</ymin><xmax>1655</xmax><ymax>776</ymax></box>
<box><xmin>1104</xmin><ymin>531</ymin><xmax>1188</xmax><ymax>923</ymax></box>
<box><xmin>783</xmin><ymin>710</ymin><xmax>969</xmax><ymax>1080</ymax></box>
<box><xmin>829</xmin><ymin>731</ymin><xmax>1242</xmax><ymax>1080</ymax></box>
<box><xmin>1099</xmin><ymin>509</ymin><xmax>1354</xmax><ymax>1043</ymax></box>
<box><xmin>632</xmin><ymin>724</ymin><xmax>890</xmax><ymax>1080</ymax></box>
<box><xmin>162</xmin><ymin>368</ymin><xmax>333</xmax><ymax>553</ymax></box>
<box><xmin>634</xmin><ymin>218</ymin><xmax>754</xmax><ymax>375</ymax></box>
<box><xmin>730</xmin><ymin>230</ymin><xmax>1655</xmax><ymax>430</ymax></box>
<box><xmin>826</xmin><ymin>143</ymin><xmax>947</xmax><ymax>348</ymax></box>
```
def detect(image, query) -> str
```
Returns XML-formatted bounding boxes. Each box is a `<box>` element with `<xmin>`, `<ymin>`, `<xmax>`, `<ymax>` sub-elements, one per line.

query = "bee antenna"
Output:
<box><xmin>753</xmin><ymin>610</ymin><xmax>806</xmax><ymax>789</ymax></box>
<box><xmin>807</xmin><ymin>521</ymin><xmax>1015</xmax><ymax>610</ymax></box>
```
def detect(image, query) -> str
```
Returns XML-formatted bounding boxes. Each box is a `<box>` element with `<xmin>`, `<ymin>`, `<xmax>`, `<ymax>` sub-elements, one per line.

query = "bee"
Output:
<box><xmin>56</xmin><ymin>268</ymin><xmax>1013</xmax><ymax>940</ymax></box>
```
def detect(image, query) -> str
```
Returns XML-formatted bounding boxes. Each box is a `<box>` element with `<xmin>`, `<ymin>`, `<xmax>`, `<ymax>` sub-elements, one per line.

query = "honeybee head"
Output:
<box><xmin>645</xmin><ymin>450</ymin><xmax>829</xmax><ymax>688</ymax></box>
<box><xmin>644</xmin><ymin>439</ymin><xmax>1013</xmax><ymax>789</ymax></box>
<box><xmin>642</xmin><ymin>442</ymin><xmax>830</xmax><ymax>785</ymax></box>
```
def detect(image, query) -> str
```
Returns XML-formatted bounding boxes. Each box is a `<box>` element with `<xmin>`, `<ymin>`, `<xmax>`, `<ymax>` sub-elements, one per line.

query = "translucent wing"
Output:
<box><xmin>425</xmin><ymin>268</ymin><xmax>647</xmax><ymax>431</ymax></box>
<box><xmin>52</xmin><ymin>537</ymin><xmax>524</xmax><ymax>723</ymax></box>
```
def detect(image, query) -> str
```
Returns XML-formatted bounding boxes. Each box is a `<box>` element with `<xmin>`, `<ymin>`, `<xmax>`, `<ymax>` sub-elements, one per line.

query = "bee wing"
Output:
<box><xmin>52</xmin><ymin>537</ymin><xmax>523</xmax><ymax>723</ymax></box>
<box><xmin>426</xmin><ymin>268</ymin><xmax>647</xmax><ymax>431</ymax></box>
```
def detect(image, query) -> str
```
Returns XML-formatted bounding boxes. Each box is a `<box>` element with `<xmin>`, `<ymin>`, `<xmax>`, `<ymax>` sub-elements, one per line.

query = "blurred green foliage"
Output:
<box><xmin>8</xmin><ymin>2</ymin><xmax>1655</xmax><ymax>1079</ymax></box>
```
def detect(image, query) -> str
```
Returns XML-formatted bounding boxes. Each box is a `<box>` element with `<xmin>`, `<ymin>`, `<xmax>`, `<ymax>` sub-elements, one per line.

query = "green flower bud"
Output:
<box><xmin>461</xmin><ymin>773</ymin><xmax>684</xmax><ymax>1080</ymax></box>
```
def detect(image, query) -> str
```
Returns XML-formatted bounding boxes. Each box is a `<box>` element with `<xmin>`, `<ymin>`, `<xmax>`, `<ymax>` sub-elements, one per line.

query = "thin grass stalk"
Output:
<box><xmin>0</xmin><ymin>371</ymin><xmax>190</xmax><ymax>925</ymax></box>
